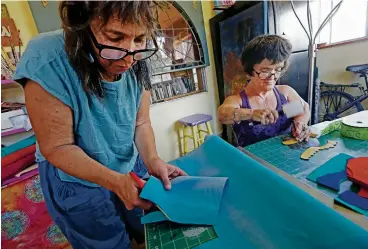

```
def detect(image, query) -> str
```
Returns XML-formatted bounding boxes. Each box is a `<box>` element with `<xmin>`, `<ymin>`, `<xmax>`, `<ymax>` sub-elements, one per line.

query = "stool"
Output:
<box><xmin>178</xmin><ymin>114</ymin><xmax>213</xmax><ymax>156</ymax></box>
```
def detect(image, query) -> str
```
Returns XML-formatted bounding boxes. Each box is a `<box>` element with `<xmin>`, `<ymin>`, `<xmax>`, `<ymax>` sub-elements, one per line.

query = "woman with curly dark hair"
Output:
<box><xmin>218</xmin><ymin>35</ymin><xmax>311</xmax><ymax>147</ymax></box>
<box><xmin>13</xmin><ymin>1</ymin><xmax>186</xmax><ymax>248</ymax></box>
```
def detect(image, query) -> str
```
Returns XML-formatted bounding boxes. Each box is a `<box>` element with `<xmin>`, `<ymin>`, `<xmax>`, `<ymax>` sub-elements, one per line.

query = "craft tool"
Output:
<box><xmin>129</xmin><ymin>172</ymin><xmax>171</xmax><ymax>221</ymax></box>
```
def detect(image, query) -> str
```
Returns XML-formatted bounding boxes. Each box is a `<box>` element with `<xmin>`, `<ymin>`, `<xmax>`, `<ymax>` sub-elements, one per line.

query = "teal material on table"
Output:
<box><xmin>306</xmin><ymin>153</ymin><xmax>368</xmax><ymax>215</ymax></box>
<box><xmin>246</xmin><ymin>131</ymin><xmax>368</xmax><ymax>216</ymax></box>
<box><xmin>162</xmin><ymin>136</ymin><xmax>368</xmax><ymax>249</ymax></box>
<box><xmin>140</xmin><ymin>176</ymin><xmax>228</xmax><ymax>225</ymax></box>
<box><xmin>246</xmin><ymin>131</ymin><xmax>368</xmax><ymax>200</ymax></box>
<box><xmin>307</xmin><ymin>153</ymin><xmax>353</xmax><ymax>182</ymax></box>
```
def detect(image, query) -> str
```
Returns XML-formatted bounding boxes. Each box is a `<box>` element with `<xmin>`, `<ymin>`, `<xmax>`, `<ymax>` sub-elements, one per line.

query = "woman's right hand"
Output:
<box><xmin>112</xmin><ymin>174</ymin><xmax>152</xmax><ymax>210</ymax></box>
<box><xmin>251</xmin><ymin>109</ymin><xmax>279</xmax><ymax>125</ymax></box>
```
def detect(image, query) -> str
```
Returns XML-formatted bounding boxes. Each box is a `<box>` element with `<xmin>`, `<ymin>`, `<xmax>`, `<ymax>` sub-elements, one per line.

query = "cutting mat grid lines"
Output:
<box><xmin>146</xmin><ymin>222</ymin><xmax>218</xmax><ymax>249</ymax></box>
<box><xmin>245</xmin><ymin>131</ymin><xmax>368</xmax><ymax>199</ymax></box>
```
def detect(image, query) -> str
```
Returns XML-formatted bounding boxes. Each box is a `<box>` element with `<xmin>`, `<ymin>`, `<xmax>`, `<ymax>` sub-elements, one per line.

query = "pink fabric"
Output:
<box><xmin>2</xmin><ymin>153</ymin><xmax>35</xmax><ymax>181</ymax></box>
<box><xmin>2</xmin><ymin>174</ymin><xmax>70</xmax><ymax>249</ymax></box>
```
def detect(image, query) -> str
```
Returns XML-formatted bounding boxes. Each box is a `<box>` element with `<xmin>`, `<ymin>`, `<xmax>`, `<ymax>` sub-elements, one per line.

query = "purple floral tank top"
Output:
<box><xmin>232</xmin><ymin>87</ymin><xmax>292</xmax><ymax>147</ymax></box>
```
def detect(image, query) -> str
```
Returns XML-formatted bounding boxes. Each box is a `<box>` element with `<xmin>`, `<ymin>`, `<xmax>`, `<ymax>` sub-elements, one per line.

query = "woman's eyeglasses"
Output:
<box><xmin>253</xmin><ymin>70</ymin><xmax>285</xmax><ymax>80</ymax></box>
<box><xmin>88</xmin><ymin>28</ymin><xmax>158</xmax><ymax>61</ymax></box>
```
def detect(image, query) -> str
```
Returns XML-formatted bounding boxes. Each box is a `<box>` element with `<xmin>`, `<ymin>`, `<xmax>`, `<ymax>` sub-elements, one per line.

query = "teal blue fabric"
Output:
<box><xmin>13</xmin><ymin>30</ymin><xmax>143</xmax><ymax>187</ymax></box>
<box><xmin>1</xmin><ymin>135</ymin><xmax>36</xmax><ymax>157</ymax></box>
<box><xmin>307</xmin><ymin>153</ymin><xmax>354</xmax><ymax>182</ymax></box>
<box><xmin>141</xmin><ymin>210</ymin><xmax>168</xmax><ymax>224</ymax></box>
<box><xmin>336</xmin><ymin>195</ymin><xmax>368</xmax><ymax>216</ymax></box>
<box><xmin>168</xmin><ymin>136</ymin><xmax>368</xmax><ymax>249</ymax></box>
<box><xmin>140</xmin><ymin>176</ymin><xmax>228</xmax><ymax>225</ymax></box>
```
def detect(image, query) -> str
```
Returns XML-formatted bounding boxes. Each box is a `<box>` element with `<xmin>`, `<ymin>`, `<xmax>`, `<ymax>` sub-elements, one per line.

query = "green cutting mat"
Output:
<box><xmin>245</xmin><ymin>131</ymin><xmax>368</xmax><ymax>199</ymax></box>
<box><xmin>145</xmin><ymin>222</ymin><xmax>217</xmax><ymax>249</ymax></box>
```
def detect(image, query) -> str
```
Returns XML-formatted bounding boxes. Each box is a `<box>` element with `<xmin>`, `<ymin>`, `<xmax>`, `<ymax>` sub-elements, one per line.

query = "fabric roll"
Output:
<box><xmin>2</xmin><ymin>144</ymin><xmax>36</xmax><ymax>167</ymax></box>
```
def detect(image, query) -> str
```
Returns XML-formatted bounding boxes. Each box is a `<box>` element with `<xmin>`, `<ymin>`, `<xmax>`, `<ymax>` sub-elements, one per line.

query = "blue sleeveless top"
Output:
<box><xmin>233</xmin><ymin>87</ymin><xmax>292</xmax><ymax>147</ymax></box>
<box><xmin>13</xmin><ymin>30</ymin><xmax>142</xmax><ymax>187</ymax></box>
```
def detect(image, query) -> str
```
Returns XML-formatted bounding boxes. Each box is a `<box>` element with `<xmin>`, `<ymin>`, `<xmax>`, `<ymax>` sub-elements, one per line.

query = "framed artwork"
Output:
<box><xmin>219</xmin><ymin>2</ymin><xmax>267</xmax><ymax>98</ymax></box>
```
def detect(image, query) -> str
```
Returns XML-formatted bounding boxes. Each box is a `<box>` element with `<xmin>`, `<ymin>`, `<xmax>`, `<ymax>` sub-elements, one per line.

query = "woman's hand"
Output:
<box><xmin>112</xmin><ymin>174</ymin><xmax>152</xmax><ymax>210</ymax></box>
<box><xmin>292</xmin><ymin>121</ymin><xmax>311</xmax><ymax>141</ymax></box>
<box><xmin>147</xmin><ymin>158</ymin><xmax>187</xmax><ymax>190</ymax></box>
<box><xmin>251</xmin><ymin>109</ymin><xmax>279</xmax><ymax>125</ymax></box>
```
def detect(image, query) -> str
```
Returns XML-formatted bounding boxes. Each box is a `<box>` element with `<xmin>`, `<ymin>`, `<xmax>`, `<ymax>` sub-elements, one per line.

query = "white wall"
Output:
<box><xmin>150</xmin><ymin>1</ymin><xmax>221</xmax><ymax>162</ymax></box>
<box><xmin>316</xmin><ymin>39</ymin><xmax>368</xmax><ymax>109</ymax></box>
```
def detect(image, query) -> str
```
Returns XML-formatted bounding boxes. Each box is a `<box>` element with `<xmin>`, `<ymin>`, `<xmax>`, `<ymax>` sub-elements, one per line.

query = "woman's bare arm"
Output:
<box><xmin>218</xmin><ymin>95</ymin><xmax>253</xmax><ymax>124</ymax></box>
<box><xmin>24</xmin><ymin>81</ymin><xmax>121</xmax><ymax>190</ymax></box>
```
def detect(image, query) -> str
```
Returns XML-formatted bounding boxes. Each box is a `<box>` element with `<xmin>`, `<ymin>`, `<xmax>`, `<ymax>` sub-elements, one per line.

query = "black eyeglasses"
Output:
<box><xmin>253</xmin><ymin>70</ymin><xmax>285</xmax><ymax>80</ymax></box>
<box><xmin>88</xmin><ymin>28</ymin><xmax>158</xmax><ymax>61</ymax></box>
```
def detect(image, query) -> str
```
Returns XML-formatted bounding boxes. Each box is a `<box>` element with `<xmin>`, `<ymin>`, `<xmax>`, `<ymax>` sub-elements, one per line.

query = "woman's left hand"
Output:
<box><xmin>147</xmin><ymin>158</ymin><xmax>188</xmax><ymax>190</ymax></box>
<box><xmin>292</xmin><ymin>121</ymin><xmax>311</xmax><ymax>142</ymax></box>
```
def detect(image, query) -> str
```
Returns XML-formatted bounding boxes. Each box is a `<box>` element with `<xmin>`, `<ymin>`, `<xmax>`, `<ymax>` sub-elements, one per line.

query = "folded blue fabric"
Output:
<box><xmin>140</xmin><ymin>175</ymin><xmax>228</xmax><ymax>225</ymax></box>
<box><xmin>141</xmin><ymin>210</ymin><xmax>168</xmax><ymax>224</ymax></box>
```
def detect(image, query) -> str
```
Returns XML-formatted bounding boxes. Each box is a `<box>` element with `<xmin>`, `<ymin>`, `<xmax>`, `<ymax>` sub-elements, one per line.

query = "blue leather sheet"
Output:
<box><xmin>140</xmin><ymin>176</ymin><xmax>228</xmax><ymax>225</ymax></box>
<box><xmin>163</xmin><ymin>136</ymin><xmax>368</xmax><ymax>249</ymax></box>
<box><xmin>317</xmin><ymin>171</ymin><xmax>347</xmax><ymax>191</ymax></box>
<box><xmin>307</xmin><ymin>153</ymin><xmax>353</xmax><ymax>182</ymax></box>
<box><xmin>339</xmin><ymin>191</ymin><xmax>368</xmax><ymax>210</ymax></box>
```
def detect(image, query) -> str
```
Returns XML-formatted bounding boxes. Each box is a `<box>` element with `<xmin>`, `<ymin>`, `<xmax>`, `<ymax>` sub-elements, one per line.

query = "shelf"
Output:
<box><xmin>151</xmin><ymin>90</ymin><xmax>205</xmax><ymax>105</ymax></box>
<box><xmin>1</xmin><ymin>79</ymin><xmax>15</xmax><ymax>85</ymax></box>
<box><xmin>1</xmin><ymin>128</ymin><xmax>27</xmax><ymax>137</ymax></box>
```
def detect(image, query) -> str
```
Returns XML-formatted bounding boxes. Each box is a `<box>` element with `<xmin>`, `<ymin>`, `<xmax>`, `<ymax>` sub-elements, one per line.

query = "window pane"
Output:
<box><xmin>312</xmin><ymin>0</ymin><xmax>333</xmax><ymax>44</ymax></box>
<box><xmin>150</xmin><ymin>2</ymin><xmax>204</xmax><ymax>75</ymax></box>
<box><xmin>330</xmin><ymin>0</ymin><xmax>367</xmax><ymax>43</ymax></box>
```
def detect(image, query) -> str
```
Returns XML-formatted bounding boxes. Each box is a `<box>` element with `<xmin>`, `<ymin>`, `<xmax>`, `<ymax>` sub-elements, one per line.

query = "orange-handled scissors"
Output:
<box><xmin>129</xmin><ymin>172</ymin><xmax>171</xmax><ymax>221</ymax></box>
<box><xmin>129</xmin><ymin>172</ymin><xmax>145</xmax><ymax>189</ymax></box>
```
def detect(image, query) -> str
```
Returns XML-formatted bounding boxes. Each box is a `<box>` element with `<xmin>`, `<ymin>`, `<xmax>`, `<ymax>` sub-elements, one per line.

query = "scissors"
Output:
<box><xmin>129</xmin><ymin>172</ymin><xmax>171</xmax><ymax>221</ymax></box>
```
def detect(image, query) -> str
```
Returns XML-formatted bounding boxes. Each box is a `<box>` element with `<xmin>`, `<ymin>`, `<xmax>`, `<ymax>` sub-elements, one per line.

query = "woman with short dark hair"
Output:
<box><xmin>218</xmin><ymin>35</ymin><xmax>311</xmax><ymax>147</ymax></box>
<box><xmin>13</xmin><ymin>1</ymin><xmax>186</xmax><ymax>248</ymax></box>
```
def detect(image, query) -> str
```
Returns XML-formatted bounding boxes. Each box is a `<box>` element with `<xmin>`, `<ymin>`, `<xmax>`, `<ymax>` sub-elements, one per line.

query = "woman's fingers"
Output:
<box><xmin>270</xmin><ymin>109</ymin><xmax>279</xmax><ymax>123</ymax></box>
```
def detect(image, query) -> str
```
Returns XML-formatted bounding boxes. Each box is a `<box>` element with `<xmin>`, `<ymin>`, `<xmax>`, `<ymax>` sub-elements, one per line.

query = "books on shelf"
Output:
<box><xmin>151</xmin><ymin>76</ymin><xmax>196</xmax><ymax>102</ymax></box>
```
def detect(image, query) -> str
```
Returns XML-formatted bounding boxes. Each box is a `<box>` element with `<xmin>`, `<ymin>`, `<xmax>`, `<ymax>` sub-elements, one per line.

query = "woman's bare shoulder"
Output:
<box><xmin>223</xmin><ymin>93</ymin><xmax>242</xmax><ymax>105</ymax></box>
<box><xmin>276</xmin><ymin>85</ymin><xmax>294</xmax><ymax>96</ymax></box>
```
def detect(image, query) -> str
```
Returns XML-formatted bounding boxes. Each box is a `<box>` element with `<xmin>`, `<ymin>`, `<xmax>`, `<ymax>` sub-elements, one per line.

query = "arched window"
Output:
<box><xmin>149</xmin><ymin>1</ymin><xmax>207</xmax><ymax>104</ymax></box>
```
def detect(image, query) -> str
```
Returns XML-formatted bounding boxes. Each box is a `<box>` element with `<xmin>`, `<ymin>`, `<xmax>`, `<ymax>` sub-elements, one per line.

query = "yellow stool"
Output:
<box><xmin>178</xmin><ymin>114</ymin><xmax>213</xmax><ymax>156</ymax></box>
